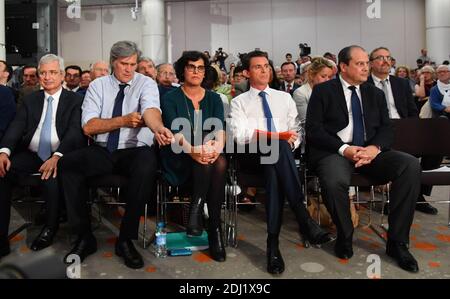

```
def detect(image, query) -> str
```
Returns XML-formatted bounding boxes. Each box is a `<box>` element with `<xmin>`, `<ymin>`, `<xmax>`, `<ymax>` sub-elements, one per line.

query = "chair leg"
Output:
<box><xmin>142</xmin><ymin>203</ymin><xmax>148</xmax><ymax>248</ymax></box>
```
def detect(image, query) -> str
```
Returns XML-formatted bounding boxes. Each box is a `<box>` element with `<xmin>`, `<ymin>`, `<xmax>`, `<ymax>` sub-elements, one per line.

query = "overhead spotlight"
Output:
<box><xmin>131</xmin><ymin>0</ymin><xmax>139</xmax><ymax>20</ymax></box>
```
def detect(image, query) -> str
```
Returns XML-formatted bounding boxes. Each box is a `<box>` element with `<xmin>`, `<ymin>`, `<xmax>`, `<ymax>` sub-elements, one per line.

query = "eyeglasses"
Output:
<box><xmin>251</xmin><ymin>64</ymin><xmax>271</xmax><ymax>71</ymax></box>
<box><xmin>159</xmin><ymin>71</ymin><xmax>175</xmax><ymax>77</ymax></box>
<box><xmin>185</xmin><ymin>64</ymin><xmax>206</xmax><ymax>73</ymax></box>
<box><xmin>65</xmin><ymin>73</ymin><xmax>80</xmax><ymax>78</ymax></box>
<box><xmin>372</xmin><ymin>55</ymin><xmax>393</xmax><ymax>62</ymax></box>
<box><xmin>39</xmin><ymin>70</ymin><xmax>61</xmax><ymax>77</ymax></box>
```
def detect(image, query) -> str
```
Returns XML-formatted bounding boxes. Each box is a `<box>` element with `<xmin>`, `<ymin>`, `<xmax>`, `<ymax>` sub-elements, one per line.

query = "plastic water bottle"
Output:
<box><xmin>154</xmin><ymin>222</ymin><xmax>167</xmax><ymax>258</ymax></box>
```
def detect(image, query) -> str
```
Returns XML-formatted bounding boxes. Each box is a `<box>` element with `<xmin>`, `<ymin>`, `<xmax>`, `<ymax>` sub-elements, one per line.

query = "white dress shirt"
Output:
<box><xmin>337</xmin><ymin>76</ymin><xmax>364</xmax><ymax>156</ymax></box>
<box><xmin>229</xmin><ymin>86</ymin><xmax>300</xmax><ymax>149</ymax></box>
<box><xmin>371</xmin><ymin>74</ymin><xmax>400</xmax><ymax>119</ymax></box>
<box><xmin>0</xmin><ymin>88</ymin><xmax>62</xmax><ymax>158</ymax></box>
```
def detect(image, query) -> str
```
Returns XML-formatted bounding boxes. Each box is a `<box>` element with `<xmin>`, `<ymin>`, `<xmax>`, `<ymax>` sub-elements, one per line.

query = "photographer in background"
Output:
<box><xmin>214</xmin><ymin>47</ymin><xmax>229</xmax><ymax>72</ymax></box>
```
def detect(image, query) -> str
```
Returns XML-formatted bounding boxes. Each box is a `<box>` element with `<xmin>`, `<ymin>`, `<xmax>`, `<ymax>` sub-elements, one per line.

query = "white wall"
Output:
<box><xmin>167</xmin><ymin>0</ymin><xmax>426</xmax><ymax>68</ymax></box>
<box><xmin>57</xmin><ymin>0</ymin><xmax>426</xmax><ymax>69</ymax></box>
<box><xmin>58</xmin><ymin>5</ymin><xmax>143</xmax><ymax>69</ymax></box>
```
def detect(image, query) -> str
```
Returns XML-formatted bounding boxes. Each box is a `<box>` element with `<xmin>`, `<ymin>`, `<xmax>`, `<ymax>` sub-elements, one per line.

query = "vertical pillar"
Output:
<box><xmin>0</xmin><ymin>0</ymin><xmax>6</xmax><ymax>60</ymax></box>
<box><xmin>425</xmin><ymin>0</ymin><xmax>450</xmax><ymax>64</ymax></box>
<box><xmin>141</xmin><ymin>0</ymin><xmax>167</xmax><ymax>64</ymax></box>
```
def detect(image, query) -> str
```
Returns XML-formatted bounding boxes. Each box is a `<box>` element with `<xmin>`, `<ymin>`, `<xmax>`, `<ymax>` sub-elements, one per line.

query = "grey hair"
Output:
<box><xmin>436</xmin><ymin>64</ymin><xmax>450</xmax><ymax>72</ymax></box>
<box><xmin>90</xmin><ymin>60</ymin><xmax>109</xmax><ymax>71</ymax></box>
<box><xmin>138</xmin><ymin>56</ymin><xmax>154</xmax><ymax>65</ymax></box>
<box><xmin>38</xmin><ymin>54</ymin><xmax>65</xmax><ymax>72</ymax></box>
<box><xmin>156</xmin><ymin>63</ymin><xmax>174</xmax><ymax>72</ymax></box>
<box><xmin>109</xmin><ymin>40</ymin><xmax>142</xmax><ymax>69</ymax></box>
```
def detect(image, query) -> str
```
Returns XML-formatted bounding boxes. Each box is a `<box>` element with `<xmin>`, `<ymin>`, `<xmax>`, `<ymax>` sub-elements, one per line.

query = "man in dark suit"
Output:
<box><xmin>367</xmin><ymin>46</ymin><xmax>438</xmax><ymax>215</ymax></box>
<box><xmin>306</xmin><ymin>45</ymin><xmax>421</xmax><ymax>273</ymax></box>
<box><xmin>0</xmin><ymin>85</ymin><xmax>16</xmax><ymax>141</ymax></box>
<box><xmin>279</xmin><ymin>62</ymin><xmax>300</xmax><ymax>95</ymax></box>
<box><xmin>0</xmin><ymin>54</ymin><xmax>85</xmax><ymax>258</ymax></box>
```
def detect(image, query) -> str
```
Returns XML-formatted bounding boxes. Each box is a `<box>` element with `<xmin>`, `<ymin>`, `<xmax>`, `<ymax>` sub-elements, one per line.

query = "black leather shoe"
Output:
<box><xmin>208</xmin><ymin>227</ymin><xmax>226</xmax><ymax>262</ymax></box>
<box><xmin>30</xmin><ymin>226</ymin><xmax>58</xmax><ymax>251</ymax></box>
<box><xmin>301</xmin><ymin>218</ymin><xmax>336</xmax><ymax>247</ymax></box>
<box><xmin>64</xmin><ymin>234</ymin><xmax>97</xmax><ymax>264</ymax></box>
<box><xmin>115</xmin><ymin>239</ymin><xmax>144</xmax><ymax>269</ymax></box>
<box><xmin>334</xmin><ymin>239</ymin><xmax>353</xmax><ymax>259</ymax></box>
<box><xmin>386</xmin><ymin>241</ymin><xmax>419</xmax><ymax>273</ymax></box>
<box><xmin>0</xmin><ymin>236</ymin><xmax>10</xmax><ymax>258</ymax></box>
<box><xmin>267</xmin><ymin>247</ymin><xmax>285</xmax><ymax>275</ymax></box>
<box><xmin>186</xmin><ymin>197</ymin><xmax>204</xmax><ymax>237</ymax></box>
<box><xmin>415</xmin><ymin>202</ymin><xmax>438</xmax><ymax>215</ymax></box>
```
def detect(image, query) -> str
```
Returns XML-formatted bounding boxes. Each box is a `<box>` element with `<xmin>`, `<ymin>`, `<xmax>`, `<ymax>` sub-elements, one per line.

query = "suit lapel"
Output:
<box><xmin>360</xmin><ymin>83</ymin><xmax>371</xmax><ymax>123</ymax></box>
<box><xmin>389</xmin><ymin>75</ymin><xmax>402</xmax><ymax>115</ymax></box>
<box><xmin>56</xmin><ymin>89</ymin><xmax>68</xmax><ymax>136</ymax></box>
<box><xmin>33</xmin><ymin>91</ymin><xmax>45</xmax><ymax>125</ymax></box>
<box><xmin>332</xmin><ymin>78</ymin><xmax>349</xmax><ymax>116</ymax></box>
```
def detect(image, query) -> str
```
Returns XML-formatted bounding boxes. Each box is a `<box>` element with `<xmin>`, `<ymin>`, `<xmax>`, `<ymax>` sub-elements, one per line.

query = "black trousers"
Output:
<box><xmin>315</xmin><ymin>150</ymin><xmax>420</xmax><ymax>244</ymax></box>
<box><xmin>238</xmin><ymin>141</ymin><xmax>309</xmax><ymax>236</ymax></box>
<box><xmin>58</xmin><ymin>145</ymin><xmax>158</xmax><ymax>240</ymax></box>
<box><xmin>420</xmin><ymin>155</ymin><xmax>443</xmax><ymax>197</ymax></box>
<box><xmin>191</xmin><ymin>155</ymin><xmax>227</xmax><ymax>229</ymax></box>
<box><xmin>0</xmin><ymin>150</ymin><xmax>60</xmax><ymax>238</ymax></box>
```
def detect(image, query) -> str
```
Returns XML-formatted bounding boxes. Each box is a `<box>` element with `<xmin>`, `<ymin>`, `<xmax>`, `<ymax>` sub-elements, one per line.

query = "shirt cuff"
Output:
<box><xmin>0</xmin><ymin>148</ymin><xmax>11</xmax><ymax>157</ymax></box>
<box><xmin>53</xmin><ymin>152</ymin><xmax>63</xmax><ymax>157</ymax></box>
<box><xmin>338</xmin><ymin>144</ymin><xmax>349</xmax><ymax>156</ymax></box>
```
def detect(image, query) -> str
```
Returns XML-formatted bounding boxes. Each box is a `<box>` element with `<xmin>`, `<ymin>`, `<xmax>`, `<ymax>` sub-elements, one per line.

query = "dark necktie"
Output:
<box><xmin>37</xmin><ymin>96</ymin><xmax>54</xmax><ymax>161</ymax></box>
<box><xmin>379</xmin><ymin>79</ymin><xmax>392</xmax><ymax>118</ymax></box>
<box><xmin>259</xmin><ymin>91</ymin><xmax>276</xmax><ymax>132</ymax></box>
<box><xmin>349</xmin><ymin>86</ymin><xmax>364</xmax><ymax>146</ymax></box>
<box><xmin>106</xmin><ymin>84</ymin><xmax>127</xmax><ymax>153</ymax></box>
<box><xmin>286</xmin><ymin>83</ymin><xmax>292</xmax><ymax>94</ymax></box>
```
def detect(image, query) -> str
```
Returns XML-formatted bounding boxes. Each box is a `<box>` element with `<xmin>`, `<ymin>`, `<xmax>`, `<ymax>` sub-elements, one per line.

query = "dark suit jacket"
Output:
<box><xmin>367</xmin><ymin>75</ymin><xmax>418</xmax><ymax>118</ymax></box>
<box><xmin>305</xmin><ymin>78</ymin><xmax>393</xmax><ymax>167</ymax></box>
<box><xmin>0</xmin><ymin>89</ymin><xmax>86</xmax><ymax>156</ymax></box>
<box><xmin>0</xmin><ymin>86</ymin><xmax>16</xmax><ymax>141</ymax></box>
<box><xmin>279</xmin><ymin>81</ymin><xmax>300</xmax><ymax>95</ymax></box>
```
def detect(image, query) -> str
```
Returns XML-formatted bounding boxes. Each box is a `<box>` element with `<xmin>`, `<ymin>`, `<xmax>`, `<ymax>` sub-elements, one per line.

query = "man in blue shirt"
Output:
<box><xmin>59</xmin><ymin>41</ymin><xmax>173</xmax><ymax>269</ymax></box>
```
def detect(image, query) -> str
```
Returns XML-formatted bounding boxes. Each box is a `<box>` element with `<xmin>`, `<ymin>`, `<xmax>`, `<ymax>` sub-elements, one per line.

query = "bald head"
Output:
<box><xmin>90</xmin><ymin>61</ymin><xmax>109</xmax><ymax>80</ymax></box>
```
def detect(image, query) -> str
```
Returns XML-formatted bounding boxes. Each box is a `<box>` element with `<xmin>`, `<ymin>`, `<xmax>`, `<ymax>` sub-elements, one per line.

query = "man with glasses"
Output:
<box><xmin>306</xmin><ymin>45</ymin><xmax>421</xmax><ymax>273</ymax></box>
<box><xmin>156</xmin><ymin>63</ymin><xmax>177</xmax><ymax>98</ymax></box>
<box><xmin>230</xmin><ymin>50</ymin><xmax>334</xmax><ymax>275</ymax></box>
<box><xmin>368</xmin><ymin>46</ymin><xmax>439</xmax><ymax>215</ymax></box>
<box><xmin>58</xmin><ymin>41</ymin><xmax>173</xmax><ymax>269</ymax></box>
<box><xmin>0</xmin><ymin>54</ymin><xmax>85</xmax><ymax>257</ymax></box>
<box><xmin>64</xmin><ymin>65</ymin><xmax>82</xmax><ymax>92</ymax></box>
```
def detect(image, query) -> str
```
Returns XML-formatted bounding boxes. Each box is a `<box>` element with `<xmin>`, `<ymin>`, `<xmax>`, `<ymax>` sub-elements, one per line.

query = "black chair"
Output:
<box><xmin>8</xmin><ymin>175</ymin><xmax>44</xmax><ymax>240</ymax></box>
<box><xmin>87</xmin><ymin>174</ymin><xmax>150</xmax><ymax>248</ymax></box>
<box><xmin>226</xmin><ymin>154</ymin><xmax>264</xmax><ymax>248</ymax></box>
<box><xmin>391</xmin><ymin>118</ymin><xmax>450</xmax><ymax>227</ymax></box>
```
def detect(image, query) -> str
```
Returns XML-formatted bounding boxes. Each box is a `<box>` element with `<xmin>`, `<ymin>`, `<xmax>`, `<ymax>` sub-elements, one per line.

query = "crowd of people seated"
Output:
<box><xmin>0</xmin><ymin>42</ymin><xmax>449</xmax><ymax>275</ymax></box>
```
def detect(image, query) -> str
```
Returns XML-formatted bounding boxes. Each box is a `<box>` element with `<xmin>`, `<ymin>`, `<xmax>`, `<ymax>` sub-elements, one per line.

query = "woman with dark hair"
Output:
<box><xmin>160</xmin><ymin>51</ymin><xmax>227</xmax><ymax>262</ymax></box>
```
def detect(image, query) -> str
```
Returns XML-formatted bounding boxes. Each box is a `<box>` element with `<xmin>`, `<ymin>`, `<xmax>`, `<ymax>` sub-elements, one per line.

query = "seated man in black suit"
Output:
<box><xmin>0</xmin><ymin>54</ymin><xmax>85</xmax><ymax>257</ymax></box>
<box><xmin>230</xmin><ymin>50</ymin><xmax>334</xmax><ymax>275</ymax></box>
<box><xmin>306</xmin><ymin>45</ymin><xmax>421</xmax><ymax>273</ymax></box>
<box><xmin>0</xmin><ymin>85</ymin><xmax>16</xmax><ymax>141</ymax></box>
<box><xmin>367</xmin><ymin>46</ymin><xmax>438</xmax><ymax>215</ymax></box>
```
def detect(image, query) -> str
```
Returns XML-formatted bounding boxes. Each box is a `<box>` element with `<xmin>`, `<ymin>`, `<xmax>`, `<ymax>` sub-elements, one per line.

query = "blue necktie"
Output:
<box><xmin>349</xmin><ymin>86</ymin><xmax>364</xmax><ymax>146</ymax></box>
<box><xmin>259</xmin><ymin>91</ymin><xmax>276</xmax><ymax>132</ymax></box>
<box><xmin>106</xmin><ymin>84</ymin><xmax>127</xmax><ymax>153</ymax></box>
<box><xmin>37</xmin><ymin>96</ymin><xmax>54</xmax><ymax>161</ymax></box>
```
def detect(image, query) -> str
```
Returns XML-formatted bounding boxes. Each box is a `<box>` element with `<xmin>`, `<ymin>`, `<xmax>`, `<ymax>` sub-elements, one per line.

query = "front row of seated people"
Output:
<box><xmin>0</xmin><ymin>41</ymin><xmax>422</xmax><ymax>274</ymax></box>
